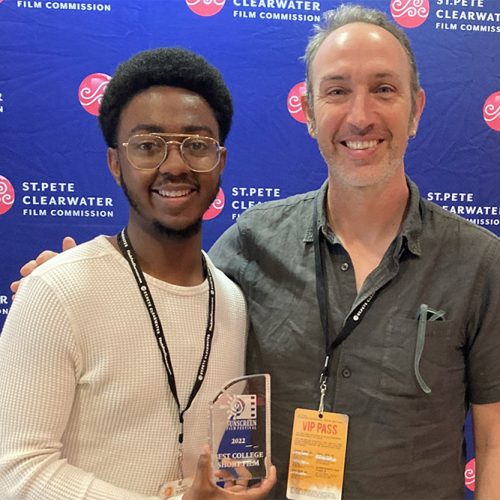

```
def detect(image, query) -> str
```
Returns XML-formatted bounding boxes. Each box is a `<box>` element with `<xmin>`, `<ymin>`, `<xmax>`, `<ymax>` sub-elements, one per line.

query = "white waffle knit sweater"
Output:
<box><xmin>0</xmin><ymin>236</ymin><xmax>247</xmax><ymax>499</ymax></box>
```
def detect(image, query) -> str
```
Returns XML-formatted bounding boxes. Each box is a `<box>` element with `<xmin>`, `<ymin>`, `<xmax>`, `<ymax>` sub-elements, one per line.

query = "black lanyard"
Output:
<box><xmin>117</xmin><ymin>228</ymin><xmax>216</xmax><ymax>450</ymax></box>
<box><xmin>313</xmin><ymin>202</ymin><xmax>376</xmax><ymax>414</ymax></box>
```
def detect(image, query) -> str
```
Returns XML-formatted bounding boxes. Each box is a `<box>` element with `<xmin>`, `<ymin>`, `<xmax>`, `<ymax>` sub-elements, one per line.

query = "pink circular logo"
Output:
<box><xmin>0</xmin><ymin>175</ymin><xmax>15</xmax><ymax>216</ymax></box>
<box><xmin>464</xmin><ymin>458</ymin><xmax>475</xmax><ymax>492</ymax></box>
<box><xmin>287</xmin><ymin>82</ymin><xmax>307</xmax><ymax>124</ymax></box>
<box><xmin>78</xmin><ymin>73</ymin><xmax>111</xmax><ymax>116</ymax></box>
<box><xmin>186</xmin><ymin>0</ymin><xmax>226</xmax><ymax>17</ymax></box>
<box><xmin>391</xmin><ymin>0</ymin><xmax>430</xmax><ymax>28</ymax></box>
<box><xmin>203</xmin><ymin>187</ymin><xmax>225</xmax><ymax>220</ymax></box>
<box><xmin>483</xmin><ymin>91</ymin><xmax>500</xmax><ymax>131</ymax></box>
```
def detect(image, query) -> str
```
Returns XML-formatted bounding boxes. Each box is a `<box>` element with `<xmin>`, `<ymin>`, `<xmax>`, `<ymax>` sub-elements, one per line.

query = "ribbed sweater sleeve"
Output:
<box><xmin>0</xmin><ymin>276</ymin><xmax>159</xmax><ymax>499</ymax></box>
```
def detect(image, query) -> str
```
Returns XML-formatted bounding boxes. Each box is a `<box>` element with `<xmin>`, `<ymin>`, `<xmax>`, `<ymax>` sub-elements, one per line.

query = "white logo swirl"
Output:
<box><xmin>464</xmin><ymin>460</ymin><xmax>475</xmax><ymax>488</ymax></box>
<box><xmin>391</xmin><ymin>0</ymin><xmax>428</xmax><ymax>19</ymax></box>
<box><xmin>187</xmin><ymin>0</ymin><xmax>225</xmax><ymax>6</ymax></box>
<box><xmin>80</xmin><ymin>80</ymin><xmax>109</xmax><ymax>107</ymax></box>
<box><xmin>0</xmin><ymin>180</ymin><xmax>14</xmax><ymax>206</ymax></box>
<box><xmin>484</xmin><ymin>102</ymin><xmax>500</xmax><ymax>123</ymax></box>
<box><xmin>211</xmin><ymin>196</ymin><xmax>224</xmax><ymax>210</ymax></box>
<box><xmin>288</xmin><ymin>94</ymin><xmax>303</xmax><ymax>114</ymax></box>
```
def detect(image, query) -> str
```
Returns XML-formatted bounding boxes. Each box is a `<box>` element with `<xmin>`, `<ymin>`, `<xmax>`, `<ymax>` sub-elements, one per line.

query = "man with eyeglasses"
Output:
<box><xmin>0</xmin><ymin>48</ymin><xmax>275</xmax><ymax>499</ymax></box>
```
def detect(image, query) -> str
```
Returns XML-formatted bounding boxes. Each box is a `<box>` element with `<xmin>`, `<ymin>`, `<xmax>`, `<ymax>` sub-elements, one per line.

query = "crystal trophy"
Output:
<box><xmin>209</xmin><ymin>374</ymin><xmax>271</xmax><ymax>484</ymax></box>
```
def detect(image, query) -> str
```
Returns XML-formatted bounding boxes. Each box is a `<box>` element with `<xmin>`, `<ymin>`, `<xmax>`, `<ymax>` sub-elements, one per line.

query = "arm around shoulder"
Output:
<box><xmin>9</xmin><ymin>236</ymin><xmax>77</xmax><ymax>299</ymax></box>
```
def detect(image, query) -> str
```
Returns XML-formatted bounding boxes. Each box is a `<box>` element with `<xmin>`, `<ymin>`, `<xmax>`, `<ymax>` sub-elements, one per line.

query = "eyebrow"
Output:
<box><xmin>318</xmin><ymin>71</ymin><xmax>403</xmax><ymax>85</ymax></box>
<box><xmin>128</xmin><ymin>124</ymin><xmax>216</xmax><ymax>137</ymax></box>
<box><xmin>318</xmin><ymin>74</ymin><xmax>347</xmax><ymax>84</ymax></box>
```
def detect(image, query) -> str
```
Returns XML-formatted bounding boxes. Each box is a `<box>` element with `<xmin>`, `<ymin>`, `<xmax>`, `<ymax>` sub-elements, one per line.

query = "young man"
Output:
<box><xmin>0</xmin><ymin>48</ymin><xmax>275</xmax><ymax>499</ymax></box>
<box><xmin>11</xmin><ymin>5</ymin><xmax>500</xmax><ymax>500</ymax></box>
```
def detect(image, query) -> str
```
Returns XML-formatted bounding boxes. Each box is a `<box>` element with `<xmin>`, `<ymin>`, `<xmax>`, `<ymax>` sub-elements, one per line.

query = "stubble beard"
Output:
<box><xmin>120</xmin><ymin>170</ymin><xmax>220</xmax><ymax>241</ymax></box>
<box><xmin>321</xmin><ymin>130</ymin><xmax>407</xmax><ymax>190</ymax></box>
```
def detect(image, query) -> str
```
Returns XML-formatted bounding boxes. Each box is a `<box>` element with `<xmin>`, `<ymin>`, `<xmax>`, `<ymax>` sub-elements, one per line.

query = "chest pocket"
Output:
<box><xmin>380</xmin><ymin>315</ymin><xmax>464</xmax><ymax>404</ymax></box>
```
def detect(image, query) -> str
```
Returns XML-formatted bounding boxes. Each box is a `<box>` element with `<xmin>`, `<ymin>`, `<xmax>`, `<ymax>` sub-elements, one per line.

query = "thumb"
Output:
<box><xmin>183</xmin><ymin>447</ymin><xmax>216</xmax><ymax>500</ymax></box>
<box><xmin>62</xmin><ymin>236</ymin><xmax>77</xmax><ymax>252</ymax></box>
<box><xmin>191</xmin><ymin>446</ymin><xmax>214</xmax><ymax>490</ymax></box>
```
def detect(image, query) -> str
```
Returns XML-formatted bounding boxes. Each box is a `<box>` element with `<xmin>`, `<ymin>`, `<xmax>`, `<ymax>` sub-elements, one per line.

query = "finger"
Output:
<box><xmin>223</xmin><ymin>484</ymin><xmax>247</xmax><ymax>493</ymax></box>
<box><xmin>215</xmin><ymin>468</ymin><xmax>237</xmax><ymax>481</ymax></box>
<box><xmin>10</xmin><ymin>280</ymin><xmax>20</xmax><ymax>294</ymax></box>
<box><xmin>245</xmin><ymin>465</ymin><xmax>277</xmax><ymax>497</ymax></box>
<box><xmin>233</xmin><ymin>465</ymin><xmax>251</xmax><ymax>487</ymax></box>
<box><xmin>191</xmin><ymin>447</ymin><xmax>215</xmax><ymax>491</ymax></box>
<box><xmin>183</xmin><ymin>452</ymin><xmax>214</xmax><ymax>500</ymax></box>
<box><xmin>235</xmin><ymin>466</ymin><xmax>252</xmax><ymax>480</ymax></box>
<box><xmin>62</xmin><ymin>236</ymin><xmax>77</xmax><ymax>252</ymax></box>
<box><xmin>19</xmin><ymin>260</ymin><xmax>38</xmax><ymax>277</ymax></box>
<box><xmin>34</xmin><ymin>250</ymin><xmax>58</xmax><ymax>266</ymax></box>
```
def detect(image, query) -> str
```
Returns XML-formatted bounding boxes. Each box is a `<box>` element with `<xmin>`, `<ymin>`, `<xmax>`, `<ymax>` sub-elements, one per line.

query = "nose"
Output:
<box><xmin>347</xmin><ymin>91</ymin><xmax>373</xmax><ymax>132</ymax></box>
<box><xmin>158</xmin><ymin>141</ymin><xmax>191</xmax><ymax>175</ymax></box>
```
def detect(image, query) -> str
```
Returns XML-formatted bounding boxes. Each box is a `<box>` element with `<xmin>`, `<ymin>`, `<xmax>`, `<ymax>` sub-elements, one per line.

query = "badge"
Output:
<box><xmin>158</xmin><ymin>477</ymin><xmax>193</xmax><ymax>499</ymax></box>
<box><xmin>286</xmin><ymin>408</ymin><xmax>348</xmax><ymax>500</ymax></box>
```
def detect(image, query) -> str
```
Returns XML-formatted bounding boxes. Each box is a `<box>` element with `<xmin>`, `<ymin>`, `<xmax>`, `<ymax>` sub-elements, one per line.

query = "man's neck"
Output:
<box><xmin>112</xmin><ymin>223</ymin><xmax>205</xmax><ymax>287</ymax></box>
<box><xmin>327</xmin><ymin>174</ymin><xmax>409</xmax><ymax>245</ymax></box>
<box><xmin>326</xmin><ymin>173</ymin><xmax>410</xmax><ymax>291</ymax></box>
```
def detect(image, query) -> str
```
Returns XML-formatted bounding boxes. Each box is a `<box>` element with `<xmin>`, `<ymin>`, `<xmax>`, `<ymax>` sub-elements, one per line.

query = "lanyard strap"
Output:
<box><xmin>313</xmin><ymin>202</ymin><xmax>375</xmax><ymax>414</ymax></box>
<box><xmin>117</xmin><ymin>228</ymin><xmax>216</xmax><ymax>437</ymax></box>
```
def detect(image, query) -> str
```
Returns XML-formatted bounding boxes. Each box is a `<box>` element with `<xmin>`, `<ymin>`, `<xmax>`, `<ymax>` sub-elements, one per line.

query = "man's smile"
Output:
<box><xmin>342</xmin><ymin>139</ymin><xmax>382</xmax><ymax>150</ymax></box>
<box><xmin>154</xmin><ymin>187</ymin><xmax>195</xmax><ymax>198</ymax></box>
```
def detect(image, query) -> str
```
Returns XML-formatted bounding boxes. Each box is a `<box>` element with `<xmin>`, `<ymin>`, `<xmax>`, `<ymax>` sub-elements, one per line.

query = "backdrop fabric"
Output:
<box><xmin>1</xmin><ymin>1</ymin><xmax>499</xmax><ymax>496</ymax></box>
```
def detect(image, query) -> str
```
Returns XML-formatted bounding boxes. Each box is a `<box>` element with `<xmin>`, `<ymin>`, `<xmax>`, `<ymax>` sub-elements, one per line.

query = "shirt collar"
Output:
<box><xmin>400</xmin><ymin>177</ymin><xmax>423</xmax><ymax>256</ymax></box>
<box><xmin>304</xmin><ymin>177</ymin><xmax>423</xmax><ymax>257</ymax></box>
<box><xmin>304</xmin><ymin>179</ymin><xmax>333</xmax><ymax>244</ymax></box>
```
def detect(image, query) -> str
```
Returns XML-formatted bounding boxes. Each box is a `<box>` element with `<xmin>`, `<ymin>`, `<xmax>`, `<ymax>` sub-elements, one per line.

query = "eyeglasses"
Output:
<box><xmin>121</xmin><ymin>133</ymin><xmax>226</xmax><ymax>173</ymax></box>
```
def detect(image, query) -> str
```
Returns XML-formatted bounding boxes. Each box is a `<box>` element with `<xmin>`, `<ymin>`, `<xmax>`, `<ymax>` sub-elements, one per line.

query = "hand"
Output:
<box><xmin>10</xmin><ymin>237</ymin><xmax>77</xmax><ymax>299</ymax></box>
<box><xmin>183</xmin><ymin>448</ymin><xmax>276</xmax><ymax>500</ymax></box>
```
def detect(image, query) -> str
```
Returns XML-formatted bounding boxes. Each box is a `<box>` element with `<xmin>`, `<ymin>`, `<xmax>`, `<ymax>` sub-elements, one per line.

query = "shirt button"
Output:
<box><xmin>341</xmin><ymin>368</ymin><xmax>352</xmax><ymax>378</ymax></box>
<box><xmin>340</xmin><ymin>262</ymin><xmax>349</xmax><ymax>271</ymax></box>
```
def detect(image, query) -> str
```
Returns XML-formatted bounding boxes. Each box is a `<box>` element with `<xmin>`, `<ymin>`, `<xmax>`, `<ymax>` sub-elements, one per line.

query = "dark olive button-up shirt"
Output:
<box><xmin>209</xmin><ymin>178</ymin><xmax>500</xmax><ymax>500</ymax></box>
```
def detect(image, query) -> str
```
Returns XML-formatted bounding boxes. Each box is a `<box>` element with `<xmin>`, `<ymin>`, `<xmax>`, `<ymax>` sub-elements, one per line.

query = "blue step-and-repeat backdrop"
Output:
<box><xmin>1</xmin><ymin>0</ymin><xmax>499</xmax><ymax>496</ymax></box>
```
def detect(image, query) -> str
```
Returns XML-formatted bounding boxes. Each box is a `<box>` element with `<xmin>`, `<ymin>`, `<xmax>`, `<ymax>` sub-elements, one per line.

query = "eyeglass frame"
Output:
<box><xmin>121</xmin><ymin>133</ymin><xmax>226</xmax><ymax>173</ymax></box>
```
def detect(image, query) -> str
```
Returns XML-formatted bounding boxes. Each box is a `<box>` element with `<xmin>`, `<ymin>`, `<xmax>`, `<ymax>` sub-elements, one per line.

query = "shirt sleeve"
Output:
<box><xmin>0</xmin><ymin>275</ymin><xmax>159</xmax><ymax>500</ymax></box>
<box><xmin>208</xmin><ymin>222</ymin><xmax>247</xmax><ymax>284</ymax></box>
<box><xmin>467</xmin><ymin>238</ymin><xmax>500</xmax><ymax>405</ymax></box>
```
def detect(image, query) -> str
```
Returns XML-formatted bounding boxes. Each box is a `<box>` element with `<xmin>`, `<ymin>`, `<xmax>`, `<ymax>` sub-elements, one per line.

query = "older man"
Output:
<box><xmin>210</xmin><ymin>4</ymin><xmax>500</xmax><ymax>499</ymax></box>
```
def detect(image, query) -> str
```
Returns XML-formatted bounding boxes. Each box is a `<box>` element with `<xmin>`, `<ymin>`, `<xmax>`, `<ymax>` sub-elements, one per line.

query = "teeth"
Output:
<box><xmin>157</xmin><ymin>189</ymin><xmax>191</xmax><ymax>198</ymax></box>
<box><xmin>345</xmin><ymin>140</ymin><xmax>379</xmax><ymax>150</ymax></box>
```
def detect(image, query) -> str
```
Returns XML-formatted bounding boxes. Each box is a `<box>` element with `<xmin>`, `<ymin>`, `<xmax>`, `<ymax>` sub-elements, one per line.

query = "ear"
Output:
<box><xmin>301</xmin><ymin>94</ymin><xmax>316</xmax><ymax>138</ymax></box>
<box><xmin>107</xmin><ymin>147</ymin><xmax>122</xmax><ymax>186</ymax></box>
<box><xmin>409</xmin><ymin>88</ymin><xmax>426</xmax><ymax>137</ymax></box>
<box><xmin>217</xmin><ymin>146</ymin><xmax>227</xmax><ymax>175</ymax></box>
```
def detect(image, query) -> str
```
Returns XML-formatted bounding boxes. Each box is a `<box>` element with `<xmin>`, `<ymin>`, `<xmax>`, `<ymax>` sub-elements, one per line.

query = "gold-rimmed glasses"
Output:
<box><xmin>121</xmin><ymin>133</ymin><xmax>225</xmax><ymax>173</ymax></box>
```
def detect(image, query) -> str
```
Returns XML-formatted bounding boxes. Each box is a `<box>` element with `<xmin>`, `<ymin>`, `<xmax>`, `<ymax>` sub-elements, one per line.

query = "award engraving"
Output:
<box><xmin>209</xmin><ymin>374</ymin><xmax>271</xmax><ymax>483</ymax></box>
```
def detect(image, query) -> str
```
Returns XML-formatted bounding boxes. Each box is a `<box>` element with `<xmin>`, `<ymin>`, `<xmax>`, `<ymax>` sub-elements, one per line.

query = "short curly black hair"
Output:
<box><xmin>98</xmin><ymin>47</ymin><xmax>233</xmax><ymax>147</ymax></box>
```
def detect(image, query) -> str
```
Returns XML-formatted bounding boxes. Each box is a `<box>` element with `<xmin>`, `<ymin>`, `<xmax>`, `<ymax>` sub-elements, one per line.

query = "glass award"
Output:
<box><xmin>209</xmin><ymin>373</ymin><xmax>271</xmax><ymax>484</ymax></box>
